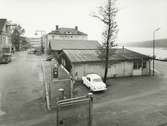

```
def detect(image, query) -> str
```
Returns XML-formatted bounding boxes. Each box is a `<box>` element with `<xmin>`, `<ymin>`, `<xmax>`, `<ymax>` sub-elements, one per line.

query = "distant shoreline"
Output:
<box><xmin>122</xmin><ymin>38</ymin><xmax>167</xmax><ymax>48</ymax></box>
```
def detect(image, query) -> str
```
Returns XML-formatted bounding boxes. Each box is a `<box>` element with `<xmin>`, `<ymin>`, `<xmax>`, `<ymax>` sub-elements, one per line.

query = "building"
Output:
<box><xmin>58</xmin><ymin>48</ymin><xmax>152</xmax><ymax>80</ymax></box>
<box><xmin>42</xmin><ymin>25</ymin><xmax>88</xmax><ymax>54</ymax></box>
<box><xmin>48</xmin><ymin>25</ymin><xmax>88</xmax><ymax>40</ymax></box>
<box><xmin>47</xmin><ymin>39</ymin><xmax>101</xmax><ymax>59</ymax></box>
<box><xmin>27</xmin><ymin>37</ymin><xmax>41</xmax><ymax>48</ymax></box>
<box><xmin>0</xmin><ymin>19</ymin><xmax>13</xmax><ymax>63</ymax></box>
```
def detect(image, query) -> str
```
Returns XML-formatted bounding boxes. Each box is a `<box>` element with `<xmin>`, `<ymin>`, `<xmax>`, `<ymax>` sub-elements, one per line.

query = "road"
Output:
<box><xmin>0</xmin><ymin>51</ymin><xmax>45</xmax><ymax>126</ymax></box>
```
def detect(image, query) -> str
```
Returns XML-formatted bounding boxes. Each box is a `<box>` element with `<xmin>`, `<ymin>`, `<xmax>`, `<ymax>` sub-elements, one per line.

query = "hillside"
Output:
<box><xmin>123</xmin><ymin>38</ymin><xmax>167</xmax><ymax>48</ymax></box>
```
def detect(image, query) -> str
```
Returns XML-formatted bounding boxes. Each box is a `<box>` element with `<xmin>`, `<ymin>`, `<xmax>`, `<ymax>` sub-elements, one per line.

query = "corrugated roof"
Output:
<box><xmin>49</xmin><ymin>27</ymin><xmax>87</xmax><ymax>36</ymax></box>
<box><xmin>0</xmin><ymin>19</ymin><xmax>6</xmax><ymax>34</ymax></box>
<box><xmin>50</xmin><ymin>40</ymin><xmax>101</xmax><ymax>50</ymax></box>
<box><xmin>63</xmin><ymin>48</ymin><xmax>151</xmax><ymax>63</ymax></box>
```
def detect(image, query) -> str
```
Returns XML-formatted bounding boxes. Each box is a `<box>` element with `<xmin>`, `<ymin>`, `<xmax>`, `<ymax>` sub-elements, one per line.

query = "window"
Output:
<box><xmin>87</xmin><ymin>77</ymin><xmax>91</xmax><ymax>82</ymax></box>
<box><xmin>93</xmin><ymin>78</ymin><xmax>102</xmax><ymax>82</ymax></box>
<box><xmin>143</xmin><ymin>61</ymin><xmax>147</xmax><ymax>68</ymax></box>
<box><xmin>133</xmin><ymin>61</ymin><xmax>142</xmax><ymax>69</ymax></box>
<box><xmin>133</xmin><ymin>62</ymin><xmax>138</xmax><ymax>69</ymax></box>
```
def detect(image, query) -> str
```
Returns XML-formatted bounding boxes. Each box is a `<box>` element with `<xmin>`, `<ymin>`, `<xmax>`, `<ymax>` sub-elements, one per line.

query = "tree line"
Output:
<box><xmin>11</xmin><ymin>24</ymin><xmax>30</xmax><ymax>51</ymax></box>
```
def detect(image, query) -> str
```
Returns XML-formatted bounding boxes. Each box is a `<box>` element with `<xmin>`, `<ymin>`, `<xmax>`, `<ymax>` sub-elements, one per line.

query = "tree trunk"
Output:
<box><xmin>104</xmin><ymin>26</ymin><xmax>111</xmax><ymax>83</ymax></box>
<box><xmin>103</xmin><ymin>0</ymin><xmax>111</xmax><ymax>83</ymax></box>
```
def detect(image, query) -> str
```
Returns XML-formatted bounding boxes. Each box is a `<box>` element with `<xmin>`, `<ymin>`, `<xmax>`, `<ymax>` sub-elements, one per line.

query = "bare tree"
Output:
<box><xmin>93</xmin><ymin>0</ymin><xmax>118</xmax><ymax>83</ymax></box>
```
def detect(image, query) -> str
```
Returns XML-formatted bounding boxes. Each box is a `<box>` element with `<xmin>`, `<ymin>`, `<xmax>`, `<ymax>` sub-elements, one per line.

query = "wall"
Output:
<box><xmin>49</xmin><ymin>64</ymin><xmax>72</xmax><ymax>105</ymax></box>
<box><xmin>142</xmin><ymin>60</ymin><xmax>151</xmax><ymax>75</ymax></box>
<box><xmin>50</xmin><ymin>79</ymin><xmax>71</xmax><ymax>105</ymax></box>
<box><xmin>58</xmin><ymin>65</ymin><xmax>71</xmax><ymax>79</ymax></box>
<box><xmin>28</xmin><ymin>37</ymin><xmax>41</xmax><ymax>48</ymax></box>
<box><xmin>0</xmin><ymin>36</ymin><xmax>2</xmax><ymax>57</ymax></box>
<box><xmin>47</xmin><ymin>34</ymin><xmax>87</xmax><ymax>41</ymax></box>
<box><xmin>71</xmin><ymin>60</ymin><xmax>150</xmax><ymax>80</ymax></box>
<box><xmin>0</xmin><ymin>23</ymin><xmax>12</xmax><ymax>59</ymax></box>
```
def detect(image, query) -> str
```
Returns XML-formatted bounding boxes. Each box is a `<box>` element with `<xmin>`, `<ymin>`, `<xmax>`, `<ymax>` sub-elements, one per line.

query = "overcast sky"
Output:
<box><xmin>0</xmin><ymin>0</ymin><xmax>167</xmax><ymax>43</ymax></box>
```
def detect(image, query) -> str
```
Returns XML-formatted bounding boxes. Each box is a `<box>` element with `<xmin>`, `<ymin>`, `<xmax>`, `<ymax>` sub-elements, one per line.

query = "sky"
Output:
<box><xmin>0</xmin><ymin>0</ymin><xmax>167</xmax><ymax>43</ymax></box>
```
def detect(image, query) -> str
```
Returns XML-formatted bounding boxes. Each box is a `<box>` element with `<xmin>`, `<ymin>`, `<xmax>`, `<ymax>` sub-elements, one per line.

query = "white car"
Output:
<box><xmin>82</xmin><ymin>74</ymin><xmax>107</xmax><ymax>92</ymax></box>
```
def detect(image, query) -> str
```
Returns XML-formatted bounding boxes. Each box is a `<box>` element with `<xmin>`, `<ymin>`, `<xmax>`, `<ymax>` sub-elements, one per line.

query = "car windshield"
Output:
<box><xmin>93</xmin><ymin>78</ymin><xmax>102</xmax><ymax>82</ymax></box>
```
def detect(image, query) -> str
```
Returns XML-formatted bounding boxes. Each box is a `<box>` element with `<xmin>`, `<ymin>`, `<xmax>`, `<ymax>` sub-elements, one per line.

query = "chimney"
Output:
<box><xmin>75</xmin><ymin>26</ymin><xmax>78</xmax><ymax>31</ymax></box>
<box><xmin>56</xmin><ymin>25</ymin><xmax>59</xmax><ymax>30</ymax></box>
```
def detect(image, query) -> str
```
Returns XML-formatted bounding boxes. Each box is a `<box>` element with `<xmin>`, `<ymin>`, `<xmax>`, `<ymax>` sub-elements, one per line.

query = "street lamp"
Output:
<box><xmin>152</xmin><ymin>27</ymin><xmax>160</xmax><ymax>76</ymax></box>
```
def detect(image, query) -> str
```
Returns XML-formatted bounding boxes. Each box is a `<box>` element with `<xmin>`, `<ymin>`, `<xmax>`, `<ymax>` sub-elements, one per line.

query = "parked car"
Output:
<box><xmin>82</xmin><ymin>74</ymin><xmax>107</xmax><ymax>92</ymax></box>
<box><xmin>27</xmin><ymin>48</ymin><xmax>35</xmax><ymax>54</ymax></box>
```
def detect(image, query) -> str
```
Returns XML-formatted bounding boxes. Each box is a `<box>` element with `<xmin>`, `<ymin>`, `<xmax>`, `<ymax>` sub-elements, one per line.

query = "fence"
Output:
<box><xmin>56</xmin><ymin>93</ymin><xmax>93</xmax><ymax>126</ymax></box>
<box><xmin>42</xmin><ymin>61</ymin><xmax>74</xmax><ymax>109</ymax></box>
<box><xmin>50</xmin><ymin>79</ymin><xmax>72</xmax><ymax>106</ymax></box>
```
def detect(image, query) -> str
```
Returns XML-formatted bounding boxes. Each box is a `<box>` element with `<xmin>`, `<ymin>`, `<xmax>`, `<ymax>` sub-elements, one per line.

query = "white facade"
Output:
<box><xmin>47</xmin><ymin>34</ymin><xmax>87</xmax><ymax>41</ymax></box>
<box><xmin>27</xmin><ymin>37</ymin><xmax>41</xmax><ymax>48</ymax></box>
<box><xmin>43</xmin><ymin>26</ymin><xmax>88</xmax><ymax>54</ymax></box>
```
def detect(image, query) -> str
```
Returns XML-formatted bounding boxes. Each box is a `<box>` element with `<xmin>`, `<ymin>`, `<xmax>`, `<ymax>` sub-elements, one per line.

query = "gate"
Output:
<box><xmin>56</xmin><ymin>93</ymin><xmax>93</xmax><ymax>126</ymax></box>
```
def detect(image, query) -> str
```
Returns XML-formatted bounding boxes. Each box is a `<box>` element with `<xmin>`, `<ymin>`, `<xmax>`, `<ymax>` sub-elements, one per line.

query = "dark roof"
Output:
<box><xmin>48</xmin><ymin>27</ymin><xmax>87</xmax><ymax>36</ymax></box>
<box><xmin>50</xmin><ymin>40</ymin><xmax>101</xmax><ymax>50</ymax></box>
<box><xmin>0</xmin><ymin>19</ymin><xmax>7</xmax><ymax>34</ymax></box>
<box><xmin>62</xmin><ymin>48</ymin><xmax>151</xmax><ymax>63</ymax></box>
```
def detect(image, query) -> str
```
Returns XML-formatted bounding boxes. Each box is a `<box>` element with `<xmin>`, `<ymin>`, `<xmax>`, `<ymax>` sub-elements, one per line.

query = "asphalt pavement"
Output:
<box><xmin>0</xmin><ymin>51</ymin><xmax>45</xmax><ymax>126</ymax></box>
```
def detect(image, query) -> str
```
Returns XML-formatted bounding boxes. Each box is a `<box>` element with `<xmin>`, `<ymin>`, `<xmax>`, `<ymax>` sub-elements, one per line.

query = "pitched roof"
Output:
<box><xmin>50</xmin><ymin>40</ymin><xmax>101</xmax><ymax>50</ymax></box>
<box><xmin>48</xmin><ymin>27</ymin><xmax>87</xmax><ymax>36</ymax></box>
<box><xmin>0</xmin><ymin>19</ymin><xmax>7</xmax><ymax>34</ymax></box>
<box><xmin>62</xmin><ymin>48</ymin><xmax>151</xmax><ymax>63</ymax></box>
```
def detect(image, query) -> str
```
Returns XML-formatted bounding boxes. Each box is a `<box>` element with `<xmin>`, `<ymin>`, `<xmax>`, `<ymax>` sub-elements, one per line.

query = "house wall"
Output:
<box><xmin>0</xmin><ymin>36</ymin><xmax>3</xmax><ymax>57</ymax></box>
<box><xmin>47</xmin><ymin>34</ymin><xmax>87</xmax><ymax>41</ymax></box>
<box><xmin>142</xmin><ymin>61</ymin><xmax>150</xmax><ymax>75</ymax></box>
<box><xmin>43</xmin><ymin>34</ymin><xmax>88</xmax><ymax>54</ymax></box>
<box><xmin>0</xmin><ymin>23</ymin><xmax>12</xmax><ymax>59</ymax></box>
<box><xmin>71</xmin><ymin>60</ymin><xmax>150</xmax><ymax>80</ymax></box>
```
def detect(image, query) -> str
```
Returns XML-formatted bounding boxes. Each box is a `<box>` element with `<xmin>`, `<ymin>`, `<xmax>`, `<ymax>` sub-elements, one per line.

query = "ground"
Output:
<box><xmin>0</xmin><ymin>51</ymin><xmax>46</xmax><ymax>126</ymax></box>
<box><xmin>0</xmin><ymin>51</ymin><xmax>167</xmax><ymax>126</ymax></box>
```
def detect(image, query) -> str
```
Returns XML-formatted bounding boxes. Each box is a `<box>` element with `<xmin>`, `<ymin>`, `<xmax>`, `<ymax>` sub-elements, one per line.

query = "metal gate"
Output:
<box><xmin>56</xmin><ymin>93</ymin><xmax>93</xmax><ymax>126</ymax></box>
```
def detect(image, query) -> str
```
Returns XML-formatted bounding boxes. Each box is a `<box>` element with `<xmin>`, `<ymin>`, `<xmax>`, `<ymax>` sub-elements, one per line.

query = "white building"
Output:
<box><xmin>47</xmin><ymin>25</ymin><xmax>88</xmax><ymax>40</ymax></box>
<box><xmin>42</xmin><ymin>25</ymin><xmax>88</xmax><ymax>54</ymax></box>
<box><xmin>27</xmin><ymin>37</ymin><xmax>41</xmax><ymax>48</ymax></box>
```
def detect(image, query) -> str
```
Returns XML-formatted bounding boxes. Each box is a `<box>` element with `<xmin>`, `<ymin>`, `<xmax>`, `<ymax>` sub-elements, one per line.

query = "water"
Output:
<box><xmin>125</xmin><ymin>47</ymin><xmax>167</xmax><ymax>59</ymax></box>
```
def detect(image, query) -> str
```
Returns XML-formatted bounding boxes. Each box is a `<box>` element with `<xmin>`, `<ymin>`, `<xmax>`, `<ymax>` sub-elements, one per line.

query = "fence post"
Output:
<box><xmin>58</xmin><ymin>88</ymin><xmax>65</xmax><ymax>100</ymax></box>
<box><xmin>88</xmin><ymin>93</ymin><xmax>93</xmax><ymax>126</ymax></box>
<box><xmin>70</xmin><ymin>76</ymin><xmax>74</xmax><ymax>98</ymax></box>
<box><xmin>56</xmin><ymin>103</ymin><xmax>59</xmax><ymax>126</ymax></box>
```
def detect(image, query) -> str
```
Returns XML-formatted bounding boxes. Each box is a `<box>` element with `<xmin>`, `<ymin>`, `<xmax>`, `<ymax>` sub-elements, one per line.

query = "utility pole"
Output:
<box><xmin>152</xmin><ymin>27</ymin><xmax>160</xmax><ymax>76</ymax></box>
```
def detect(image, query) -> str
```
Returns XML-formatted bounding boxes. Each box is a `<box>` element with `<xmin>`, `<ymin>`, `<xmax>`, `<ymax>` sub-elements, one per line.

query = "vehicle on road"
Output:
<box><xmin>0</xmin><ymin>47</ymin><xmax>12</xmax><ymax>64</ymax></box>
<box><xmin>82</xmin><ymin>74</ymin><xmax>107</xmax><ymax>92</ymax></box>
